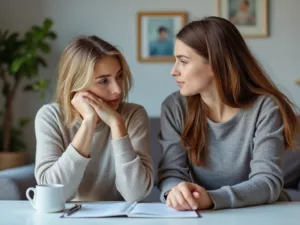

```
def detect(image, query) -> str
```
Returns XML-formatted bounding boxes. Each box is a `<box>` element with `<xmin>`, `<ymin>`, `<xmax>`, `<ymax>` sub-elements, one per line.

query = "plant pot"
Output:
<box><xmin>0</xmin><ymin>151</ymin><xmax>28</xmax><ymax>170</ymax></box>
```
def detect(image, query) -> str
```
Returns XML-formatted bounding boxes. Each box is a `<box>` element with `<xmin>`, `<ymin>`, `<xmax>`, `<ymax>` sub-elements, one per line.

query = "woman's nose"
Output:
<box><xmin>171</xmin><ymin>66</ymin><xmax>180</xmax><ymax>76</ymax></box>
<box><xmin>112</xmin><ymin>82</ymin><xmax>121</xmax><ymax>95</ymax></box>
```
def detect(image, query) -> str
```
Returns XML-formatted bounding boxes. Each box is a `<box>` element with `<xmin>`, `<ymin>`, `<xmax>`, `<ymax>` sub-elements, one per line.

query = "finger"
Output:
<box><xmin>166</xmin><ymin>192</ymin><xmax>176</xmax><ymax>209</ymax></box>
<box><xmin>172</xmin><ymin>188</ymin><xmax>192</xmax><ymax>210</ymax></box>
<box><xmin>81</xmin><ymin>92</ymin><xmax>99</xmax><ymax>103</ymax></box>
<box><xmin>83</xmin><ymin>96</ymin><xmax>98</xmax><ymax>108</ymax></box>
<box><xmin>192</xmin><ymin>191</ymin><xmax>200</xmax><ymax>199</ymax></box>
<box><xmin>168</xmin><ymin>194</ymin><xmax>186</xmax><ymax>211</ymax></box>
<box><xmin>180</xmin><ymin>184</ymin><xmax>199</xmax><ymax>210</ymax></box>
<box><xmin>166</xmin><ymin>192</ymin><xmax>171</xmax><ymax>207</ymax></box>
<box><xmin>71</xmin><ymin>93</ymin><xmax>81</xmax><ymax>106</ymax></box>
<box><xmin>187</xmin><ymin>183</ymin><xmax>205</xmax><ymax>194</ymax></box>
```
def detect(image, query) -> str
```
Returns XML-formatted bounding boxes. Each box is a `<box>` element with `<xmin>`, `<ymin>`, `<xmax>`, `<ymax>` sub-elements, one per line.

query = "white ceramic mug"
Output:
<box><xmin>26</xmin><ymin>184</ymin><xmax>65</xmax><ymax>213</ymax></box>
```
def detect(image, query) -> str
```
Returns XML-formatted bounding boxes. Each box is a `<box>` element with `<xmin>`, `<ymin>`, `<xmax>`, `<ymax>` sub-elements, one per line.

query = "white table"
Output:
<box><xmin>1</xmin><ymin>201</ymin><xmax>299</xmax><ymax>225</ymax></box>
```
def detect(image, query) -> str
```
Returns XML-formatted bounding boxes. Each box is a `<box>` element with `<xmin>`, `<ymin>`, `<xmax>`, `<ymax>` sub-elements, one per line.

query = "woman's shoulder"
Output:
<box><xmin>244</xmin><ymin>95</ymin><xmax>282</xmax><ymax>125</ymax></box>
<box><xmin>250</xmin><ymin>95</ymin><xmax>280</xmax><ymax>113</ymax></box>
<box><xmin>35</xmin><ymin>102</ymin><xmax>63</xmax><ymax>122</ymax></box>
<box><xmin>119</xmin><ymin>102</ymin><xmax>148</xmax><ymax>119</ymax></box>
<box><xmin>162</xmin><ymin>91</ymin><xmax>186</xmax><ymax>109</ymax></box>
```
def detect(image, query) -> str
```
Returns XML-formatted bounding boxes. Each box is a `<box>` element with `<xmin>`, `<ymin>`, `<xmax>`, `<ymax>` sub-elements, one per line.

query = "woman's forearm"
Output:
<box><xmin>72</xmin><ymin>119</ymin><xmax>96</xmax><ymax>157</ymax></box>
<box><xmin>110</xmin><ymin>118</ymin><xmax>128</xmax><ymax>140</ymax></box>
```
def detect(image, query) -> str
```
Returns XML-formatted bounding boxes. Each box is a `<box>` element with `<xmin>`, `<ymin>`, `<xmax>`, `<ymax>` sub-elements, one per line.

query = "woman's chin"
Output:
<box><xmin>108</xmin><ymin>100</ymin><xmax>120</xmax><ymax>110</ymax></box>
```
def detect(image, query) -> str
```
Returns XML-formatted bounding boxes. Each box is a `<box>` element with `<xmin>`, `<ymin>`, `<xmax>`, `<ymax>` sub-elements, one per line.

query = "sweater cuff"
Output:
<box><xmin>207</xmin><ymin>188</ymin><xmax>232</xmax><ymax>210</ymax></box>
<box><xmin>159</xmin><ymin>178</ymin><xmax>183</xmax><ymax>203</ymax></box>
<box><xmin>111</xmin><ymin>135</ymin><xmax>136</xmax><ymax>163</ymax></box>
<box><xmin>65</xmin><ymin>144</ymin><xmax>91</xmax><ymax>165</ymax></box>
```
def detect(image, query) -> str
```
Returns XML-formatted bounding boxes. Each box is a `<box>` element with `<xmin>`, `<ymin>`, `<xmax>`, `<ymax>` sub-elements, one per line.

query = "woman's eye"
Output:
<box><xmin>117</xmin><ymin>73</ymin><xmax>123</xmax><ymax>79</ymax></box>
<box><xmin>180</xmin><ymin>60</ymin><xmax>187</xmax><ymax>64</ymax></box>
<box><xmin>98</xmin><ymin>78</ymin><xmax>108</xmax><ymax>84</ymax></box>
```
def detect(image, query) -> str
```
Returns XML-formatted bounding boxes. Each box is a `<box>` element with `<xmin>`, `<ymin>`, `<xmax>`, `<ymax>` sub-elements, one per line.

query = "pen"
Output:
<box><xmin>66</xmin><ymin>204</ymin><xmax>82</xmax><ymax>216</ymax></box>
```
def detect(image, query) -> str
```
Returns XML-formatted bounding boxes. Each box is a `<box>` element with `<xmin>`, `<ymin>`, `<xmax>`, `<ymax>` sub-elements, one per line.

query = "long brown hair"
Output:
<box><xmin>177</xmin><ymin>16</ymin><xmax>300</xmax><ymax>166</ymax></box>
<box><xmin>55</xmin><ymin>35</ymin><xmax>132</xmax><ymax>127</ymax></box>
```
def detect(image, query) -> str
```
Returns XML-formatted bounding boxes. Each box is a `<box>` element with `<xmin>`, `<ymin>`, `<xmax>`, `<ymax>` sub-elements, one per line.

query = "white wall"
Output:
<box><xmin>0</xmin><ymin>0</ymin><xmax>299</xmax><ymax>160</ymax></box>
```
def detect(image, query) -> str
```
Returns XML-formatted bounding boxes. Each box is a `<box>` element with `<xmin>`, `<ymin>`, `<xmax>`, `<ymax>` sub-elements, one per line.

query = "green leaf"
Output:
<box><xmin>31</xmin><ymin>26</ymin><xmax>40</xmax><ymax>32</ymax></box>
<box><xmin>37</xmin><ymin>31</ymin><xmax>45</xmax><ymax>42</ymax></box>
<box><xmin>43</xmin><ymin>18</ymin><xmax>53</xmax><ymax>30</ymax></box>
<box><xmin>23</xmin><ymin>84</ymin><xmax>33</xmax><ymax>91</ymax></box>
<box><xmin>39</xmin><ymin>42</ymin><xmax>50</xmax><ymax>53</ymax></box>
<box><xmin>48</xmin><ymin>31</ymin><xmax>57</xmax><ymax>40</ymax></box>
<box><xmin>19</xmin><ymin>118</ymin><xmax>31</xmax><ymax>128</ymax></box>
<box><xmin>0</xmin><ymin>30</ymin><xmax>9</xmax><ymax>40</ymax></box>
<box><xmin>26</xmin><ymin>63</ymin><xmax>38</xmax><ymax>77</ymax></box>
<box><xmin>10</xmin><ymin>127</ymin><xmax>26</xmax><ymax>152</ymax></box>
<box><xmin>7</xmin><ymin>32</ymin><xmax>19</xmax><ymax>42</ymax></box>
<box><xmin>25</xmin><ymin>31</ymin><xmax>33</xmax><ymax>41</ymax></box>
<box><xmin>0</xmin><ymin>126</ymin><xmax>26</xmax><ymax>152</ymax></box>
<box><xmin>25</xmin><ymin>52</ymin><xmax>33</xmax><ymax>59</ymax></box>
<box><xmin>11</xmin><ymin>57</ymin><xmax>26</xmax><ymax>74</ymax></box>
<box><xmin>37</xmin><ymin>56</ymin><xmax>47</xmax><ymax>67</ymax></box>
<box><xmin>33</xmin><ymin>83</ymin><xmax>40</xmax><ymax>90</ymax></box>
<box><xmin>27</xmin><ymin>79</ymin><xmax>49</xmax><ymax>91</ymax></box>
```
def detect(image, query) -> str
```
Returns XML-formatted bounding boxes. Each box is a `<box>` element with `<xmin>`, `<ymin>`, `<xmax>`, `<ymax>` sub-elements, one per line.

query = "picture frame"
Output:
<box><xmin>137</xmin><ymin>11</ymin><xmax>187</xmax><ymax>62</ymax></box>
<box><xmin>217</xmin><ymin>0</ymin><xmax>268</xmax><ymax>38</ymax></box>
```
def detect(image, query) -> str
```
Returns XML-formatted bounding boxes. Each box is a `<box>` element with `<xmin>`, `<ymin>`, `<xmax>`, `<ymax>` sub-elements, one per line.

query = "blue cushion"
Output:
<box><xmin>0</xmin><ymin>177</ymin><xmax>20</xmax><ymax>200</ymax></box>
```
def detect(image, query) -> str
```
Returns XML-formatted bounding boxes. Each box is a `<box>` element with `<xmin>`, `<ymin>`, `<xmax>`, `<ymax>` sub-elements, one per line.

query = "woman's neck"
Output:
<box><xmin>201</xmin><ymin>89</ymin><xmax>239</xmax><ymax>123</ymax></box>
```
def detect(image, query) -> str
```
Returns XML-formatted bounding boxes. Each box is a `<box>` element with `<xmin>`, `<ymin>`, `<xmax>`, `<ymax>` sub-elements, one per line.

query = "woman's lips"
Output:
<box><xmin>176</xmin><ymin>81</ymin><xmax>184</xmax><ymax>86</ymax></box>
<box><xmin>108</xmin><ymin>98</ymin><xmax>120</xmax><ymax>107</ymax></box>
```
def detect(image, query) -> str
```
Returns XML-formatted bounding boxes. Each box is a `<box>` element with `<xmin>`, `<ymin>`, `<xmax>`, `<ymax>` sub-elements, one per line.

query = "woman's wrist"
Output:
<box><xmin>110</xmin><ymin>117</ymin><xmax>127</xmax><ymax>139</ymax></box>
<box><xmin>82</xmin><ymin>116</ymin><xmax>97</xmax><ymax>128</ymax></box>
<box><xmin>72</xmin><ymin>117</ymin><xmax>96</xmax><ymax>158</ymax></box>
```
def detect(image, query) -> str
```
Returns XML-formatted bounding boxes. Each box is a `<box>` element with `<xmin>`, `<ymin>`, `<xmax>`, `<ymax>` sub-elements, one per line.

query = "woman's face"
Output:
<box><xmin>171</xmin><ymin>39</ymin><xmax>215</xmax><ymax>97</ymax></box>
<box><xmin>88</xmin><ymin>56</ymin><xmax>123</xmax><ymax>109</ymax></box>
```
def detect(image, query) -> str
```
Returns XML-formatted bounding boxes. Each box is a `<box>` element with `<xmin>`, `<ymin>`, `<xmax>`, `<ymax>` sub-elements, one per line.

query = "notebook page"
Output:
<box><xmin>129</xmin><ymin>203</ymin><xmax>200</xmax><ymax>218</ymax></box>
<box><xmin>64</xmin><ymin>202</ymin><xmax>132</xmax><ymax>218</ymax></box>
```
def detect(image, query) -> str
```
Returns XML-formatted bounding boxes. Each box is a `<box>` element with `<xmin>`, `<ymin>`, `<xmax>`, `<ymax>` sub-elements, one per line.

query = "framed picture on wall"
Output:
<box><xmin>218</xmin><ymin>0</ymin><xmax>268</xmax><ymax>38</ymax></box>
<box><xmin>137</xmin><ymin>11</ymin><xmax>187</xmax><ymax>62</ymax></box>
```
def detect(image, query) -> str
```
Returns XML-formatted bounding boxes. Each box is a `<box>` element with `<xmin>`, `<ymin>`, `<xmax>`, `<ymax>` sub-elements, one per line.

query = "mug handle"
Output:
<box><xmin>26</xmin><ymin>187</ymin><xmax>36</xmax><ymax>209</ymax></box>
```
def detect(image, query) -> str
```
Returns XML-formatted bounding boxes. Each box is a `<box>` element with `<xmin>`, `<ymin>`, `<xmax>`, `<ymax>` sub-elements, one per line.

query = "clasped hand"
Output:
<box><xmin>166</xmin><ymin>182</ymin><xmax>213</xmax><ymax>211</ymax></box>
<box><xmin>71</xmin><ymin>91</ymin><xmax>121</xmax><ymax>127</ymax></box>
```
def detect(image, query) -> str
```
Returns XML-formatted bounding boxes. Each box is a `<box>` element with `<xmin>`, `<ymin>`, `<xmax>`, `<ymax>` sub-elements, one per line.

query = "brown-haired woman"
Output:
<box><xmin>158</xmin><ymin>16</ymin><xmax>300</xmax><ymax>210</ymax></box>
<box><xmin>34</xmin><ymin>35</ymin><xmax>154</xmax><ymax>202</ymax></box>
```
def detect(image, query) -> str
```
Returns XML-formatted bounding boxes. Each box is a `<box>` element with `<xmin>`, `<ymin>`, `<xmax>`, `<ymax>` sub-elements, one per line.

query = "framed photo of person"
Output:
<box><xmin>137</xmin><ymin>11</ymin><xmax>187</xmax><ymax>62</ymax></box>
<box><xmin>218</xmin><ymin>0</ymin><xmax>268</xmax><ymax>38</ymax></box>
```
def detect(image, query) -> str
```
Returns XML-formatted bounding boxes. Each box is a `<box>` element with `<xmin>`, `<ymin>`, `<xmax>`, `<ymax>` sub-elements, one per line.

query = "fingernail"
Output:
<box><xmin>193</xmin><ymin>206</ymin><xmax>198</xmax><ymax>210</ymax></box>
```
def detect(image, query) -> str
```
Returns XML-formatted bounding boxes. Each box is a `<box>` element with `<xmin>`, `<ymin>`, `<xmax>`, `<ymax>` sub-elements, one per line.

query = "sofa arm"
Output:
<box><xmin>285</xmin><ymin>188</ymin><xmax>300</xmax><ymax>201</ymax></box>
<box><xmin>0</xmin><ymin>164</ymin><xmax>36</xmax><ymax>200</ymax></box>
<box><xmin>142</xmin><ymin>185</ymin><xmax>160</xmax><ymax>202</ymax></box>
<box><xmin>0</xmin><ymin>177</ymin><xmax>20</xmax><ymax>200</ymax></box>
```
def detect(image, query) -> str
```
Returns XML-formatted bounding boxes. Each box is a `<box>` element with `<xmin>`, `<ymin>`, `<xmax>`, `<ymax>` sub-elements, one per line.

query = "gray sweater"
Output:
<box><xmin>158</xmin><ymin>91</ymin><xmax>287</xmax><ymax>209</ymax></box>
<box><xmin>34</xmin><ymin>102</ymin><xmax>154</xmax><ymax>202</ymax></box>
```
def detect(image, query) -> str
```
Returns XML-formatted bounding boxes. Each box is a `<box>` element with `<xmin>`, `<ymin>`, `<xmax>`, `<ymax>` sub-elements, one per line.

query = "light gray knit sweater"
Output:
<box><xmin>34</xmin><ymin>102</ymin><xmax>154</xmax><ymax>202</ymax></box>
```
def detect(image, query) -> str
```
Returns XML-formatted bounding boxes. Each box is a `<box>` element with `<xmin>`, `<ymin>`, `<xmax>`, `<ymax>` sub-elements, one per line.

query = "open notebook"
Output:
<box><xmin>61</xmin><ymin>202</ymin><xmax>200</xmax><ymax>218</ymax></box>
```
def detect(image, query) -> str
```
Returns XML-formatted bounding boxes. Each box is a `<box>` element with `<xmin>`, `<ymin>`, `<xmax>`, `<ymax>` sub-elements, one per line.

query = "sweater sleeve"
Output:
<box><xmin>208</xmin><ymin>99</ymin><xmax>285</xmax><ymax>209</ymax></box>
<box><xmin>111</xmin><ymin>106</ymin><xmax>154</xmax><ymax>202</ymax></box>
<box><xmin>157</xmin><ymin>96</ymin><xmax>192</xmax><ymax>202</ymax></box>
<box><xmin>34</xmin><ymin>105</ymin><xmax>90</xmax><ymax>201</ymax></box>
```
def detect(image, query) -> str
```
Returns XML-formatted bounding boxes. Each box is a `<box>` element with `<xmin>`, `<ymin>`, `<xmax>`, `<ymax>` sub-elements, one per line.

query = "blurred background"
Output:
<box><xmin>0</xmin><ymin>0</ymin><xmax>299</xmax><ymax>163</ymax></box>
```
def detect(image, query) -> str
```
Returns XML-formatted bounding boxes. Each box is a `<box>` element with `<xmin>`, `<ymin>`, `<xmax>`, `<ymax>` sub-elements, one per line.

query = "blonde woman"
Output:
<box><xmin>34</xmin><ymin>35</ymin><xmax>154</xmax><ymax>202</ymax></box>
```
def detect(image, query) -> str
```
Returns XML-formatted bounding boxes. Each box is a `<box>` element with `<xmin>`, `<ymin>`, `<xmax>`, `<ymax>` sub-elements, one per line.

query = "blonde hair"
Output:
<box><xmin>55</xmin><ymin>35</ymin><xmax>132</xmax><ymax>127</ymax></box>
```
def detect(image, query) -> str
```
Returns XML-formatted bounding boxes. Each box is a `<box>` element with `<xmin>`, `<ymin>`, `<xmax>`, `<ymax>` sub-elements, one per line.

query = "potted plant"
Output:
<box><xmin>0</xmin><ymin>18</ymin><xmax>57</xmax><ymax>170</ymax></box>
